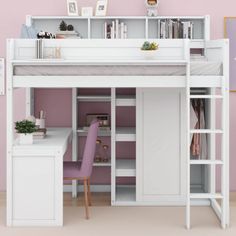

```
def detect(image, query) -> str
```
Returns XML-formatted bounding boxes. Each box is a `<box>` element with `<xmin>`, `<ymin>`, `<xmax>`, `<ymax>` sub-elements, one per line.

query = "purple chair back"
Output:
<box><xmin>80</xmin><ymin>120</ymin><xmax>99</xmax><ymax>178</ymax></box>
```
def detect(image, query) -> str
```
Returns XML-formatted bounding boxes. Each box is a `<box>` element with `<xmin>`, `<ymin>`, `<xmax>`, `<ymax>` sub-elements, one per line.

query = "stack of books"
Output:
<box><xmin>157</xmin><ymin>19</ymin><xmax>194</xmax><ymax>39</ymax></box>
<box><xmin>33</xmin><ymin>128</ymin><xmax>47</xmax><ymax>139</ymax></box>
<box><xmin>104</xmin><ymin>20</ymin><xmax>128</xmax><ymax>39</ymax></box>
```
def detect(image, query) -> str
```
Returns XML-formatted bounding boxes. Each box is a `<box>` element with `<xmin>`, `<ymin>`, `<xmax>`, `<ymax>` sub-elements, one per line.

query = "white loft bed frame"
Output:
<box><xmin>6</xmin><ymin>38</ymin><xmax>229</xmax><ymax>229</ymax></box>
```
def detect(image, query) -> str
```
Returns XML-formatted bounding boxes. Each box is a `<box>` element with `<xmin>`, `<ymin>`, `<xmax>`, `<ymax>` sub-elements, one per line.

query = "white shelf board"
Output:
<box><xmin>116</xmin><ymin>95</ymin><xmax>136</xmax><ymax>106</ymax></box>
<box><xmin>78</xmin><ymin>159</ymin><xmax>111</xmax><ymax>167</ymax></box>
<box><xmin>77</xmin><ymin>95</ymin><xmax>111</xmax><ymax>102</ymax></box>
<box><xmin>190</xmin><ymin>129</ymin><xmax>223</xmax><ymax>134</ymax></box>
<box><xmin>116</xmin><ymin>159</ymin><xmax>136</xmax><ymax>177</ymax></box>
<box><xmin>190</xmin><ymin>95</ymin><xmax>223</xmax><ymax>99</ymax></box>
<box><xmin>116</xmin><ymin>127</ymin><xmax>136</xmax><ymax>142</ymax></box>
<box><xmin>77</xmin><ymin>128</ymin><xmax>111</xmax><ymax>137</ymax></box>
<box><xmin>30</xmin><ymin>15</ymin><xmax>206</xmax><ymax>20</ymax></box>
<box><xmin>11</xmin><ymin>59</ymin><xmax>188</xmax><ymax>66</ymax></box>
<box><xmin>190</xmin><ymin>160</ymin><xmax>223</xmax><ymax>165</ymax></box>
<box><xmin>190</xmin><ymin>193</ymin><xmax>223</xmax><ymax>199</ymax></box>
<box><xmin>116</xmin><ymin>185</ymin><xmax>136</xmax><ymax>202</ymax></box>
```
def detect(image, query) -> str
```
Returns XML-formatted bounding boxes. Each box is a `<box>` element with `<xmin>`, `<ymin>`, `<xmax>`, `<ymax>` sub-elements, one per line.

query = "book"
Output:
<box><xmin>158</xmin><ymin>19</ymin><xmax>194</xmax><ymax>39</ymax></box>
<box><xmin>115</xmin><ymin>19</ymin><xmax>119</xmax><ymax>39</ymax></box>
<box><xmin>157</xmin><ymin>19</ymin><xmax>161</xmax><ymax>38</ymax></box>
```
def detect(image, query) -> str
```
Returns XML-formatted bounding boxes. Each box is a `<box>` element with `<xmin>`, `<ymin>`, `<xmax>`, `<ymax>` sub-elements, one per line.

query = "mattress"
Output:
<box><xmin>13</xmin><ymin>61</ymin><xmax>222</xmax><ymax>76</ymax></box>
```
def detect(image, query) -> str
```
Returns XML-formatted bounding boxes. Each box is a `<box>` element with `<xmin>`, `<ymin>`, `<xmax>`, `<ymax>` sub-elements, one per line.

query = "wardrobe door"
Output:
<box><xmin>136</xmin><ymin>88</ymin><xmax>186</xmax><ymax>205</ymax></box>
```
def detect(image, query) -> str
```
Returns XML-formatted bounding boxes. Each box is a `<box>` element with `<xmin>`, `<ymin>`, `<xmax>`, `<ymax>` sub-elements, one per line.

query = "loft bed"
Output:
<box><xmin>8</xmin><ymin>39</ymin><xmax>225</xmax><ymax>88</ymax></box>
<box><xmin>6</xmin><ymin>38</ymin><xmax>229</xmax><ymax>228</ymax></box>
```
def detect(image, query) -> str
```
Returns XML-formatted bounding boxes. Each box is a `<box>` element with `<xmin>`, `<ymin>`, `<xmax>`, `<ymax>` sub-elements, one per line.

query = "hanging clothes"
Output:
<box><xmin>190</xmin><ymin>99</ymin><xmax>207</xmax><ymax>159</ymax></box>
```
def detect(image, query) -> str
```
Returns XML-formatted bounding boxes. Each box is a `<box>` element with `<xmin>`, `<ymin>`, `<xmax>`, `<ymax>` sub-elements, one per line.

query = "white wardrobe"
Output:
<box><xmin>136</xmin><ymin>88</ymin><xmax>187</xmax><ymax>204</ymax></box>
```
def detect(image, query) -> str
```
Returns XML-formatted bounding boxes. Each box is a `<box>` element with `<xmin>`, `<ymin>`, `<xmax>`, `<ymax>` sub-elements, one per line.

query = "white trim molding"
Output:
<box><xmin>0</xmin><ymin>58</ymin><xmax>4</xmax><ymax>95</ymax></box>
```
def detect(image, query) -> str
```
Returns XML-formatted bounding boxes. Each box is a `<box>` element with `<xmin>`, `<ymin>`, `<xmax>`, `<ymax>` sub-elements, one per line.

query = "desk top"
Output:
<box><xmin>13</xmin><ymin>128</ymin><xmax>72</xmax><ymax>156</ymax></box>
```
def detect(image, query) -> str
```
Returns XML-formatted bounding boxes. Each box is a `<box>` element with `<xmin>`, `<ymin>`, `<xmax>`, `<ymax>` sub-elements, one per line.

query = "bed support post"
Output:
<box><xmin>6</xmin><ymin>39</ymin><xmax>15</xmax><ymax>226</ymax></box>
<box><xmin>72</xmin><ymin>88</ymin><xmax>78</xmax><ymax>198</ymax></box>
<box><xmin>184</xmin><ymin>39</ymin><xmax>191</xmax><ymax>229</ymax></box>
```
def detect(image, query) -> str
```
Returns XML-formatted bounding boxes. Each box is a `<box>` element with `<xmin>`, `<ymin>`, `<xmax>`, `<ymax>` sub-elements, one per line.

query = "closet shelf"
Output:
<box><xmin>116</xmin><ymin>127</ymin><xmax>136</xmax><ymax>142</ymax></box>
<box><xmin>190</xmin><ymin>160</ymin><xmax>223</xmax><ymax>165</ymax></box>
<box><xmin>116</xmin><ymin>159</ymin><xmax>136</xmax><ymax>177</ymax></box>
<box><xmin>190</xmin><ymin>193</ymin><xmax>223</xmax><ymax>199</ymax></box>
<box><xmin>116</xmin><ymin>95</ymin><xmax>136</xmax><ymax>106</ymax></box>
<box><xmin>190</xmin><ymin>129</ymin><xmax>223</xmax><ymax>134</ymax></box>
<box><xmin>77</xmin><ymin>95</ymin><xmax>111</xmax><ymax>102</ymax></box>
<box><xmin>190</xmin><ymin>95</ymin><xmax>223</xmax><ymax>99</ymax></box>
<box><xmin>116</xmin><ymin>185</ymin><xmax>136</xmax><ymax>203</ymax></box>
<box><xmin>77</xmin><ymin>128</ymin><xmax>111</xmax><ymax>137</ymax></box>
<box><xmin>78</xmin><ymin>159</ymin><xmax>111</xmax><ymax>167</ymax></box>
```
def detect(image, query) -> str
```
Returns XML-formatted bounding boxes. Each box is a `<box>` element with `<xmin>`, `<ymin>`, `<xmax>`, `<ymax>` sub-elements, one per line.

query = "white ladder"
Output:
<box><xmin>186</xmin><ymin>70</ymin><xmax>229</xmax><ymax>228</ymax></box>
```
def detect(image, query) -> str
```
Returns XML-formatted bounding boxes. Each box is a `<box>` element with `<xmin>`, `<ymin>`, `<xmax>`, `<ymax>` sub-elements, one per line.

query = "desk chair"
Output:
<box><xmin>63</xmin><ymin>120</ymin><xmax>99</xmax><ymax>219</ymax></box>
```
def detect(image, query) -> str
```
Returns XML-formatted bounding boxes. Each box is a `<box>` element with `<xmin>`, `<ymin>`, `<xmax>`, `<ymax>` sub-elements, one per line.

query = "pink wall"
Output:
<box><xmin>1</xmin><ymin>0</ymin><xmax>236</xmax><ymax>191</ymax></box>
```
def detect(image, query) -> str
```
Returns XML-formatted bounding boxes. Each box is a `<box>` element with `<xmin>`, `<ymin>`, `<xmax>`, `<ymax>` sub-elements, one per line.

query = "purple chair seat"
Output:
<box><xmin>63</xmin><ymin>162</ymin><xmax>83</xmax><ymax>179</ymax></box>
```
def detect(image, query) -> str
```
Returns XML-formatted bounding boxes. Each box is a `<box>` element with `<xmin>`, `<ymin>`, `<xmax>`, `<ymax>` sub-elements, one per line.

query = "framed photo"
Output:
<box><xmin>95</xmin><ymin>0</ymin><xmax>108</xmax><ymax>16</ymax></box>
<box><xmin>81</xmin><ymin>7</ymin><xmax>93</xmax><ymax>17</ymax></box>
<box><xmin>224</xmin><ymin>17</ymin><xmax>236</xmax><ymax>91</ymax></box>
<box><xmin>67</xmin><ymin>0</ymin><xmax>78</xmax><ymax>16</ymax></box>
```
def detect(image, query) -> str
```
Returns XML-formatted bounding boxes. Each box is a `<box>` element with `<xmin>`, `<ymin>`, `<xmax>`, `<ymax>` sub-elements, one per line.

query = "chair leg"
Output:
<box><xmin>83</xmin><ymin>178</ymin><xmax>89</xmax><ymax>219</ymax></box>
<box><xmin>87</xmin><ymin>178</ymin><xmax>92</xmax><ymax>206</ymax></box>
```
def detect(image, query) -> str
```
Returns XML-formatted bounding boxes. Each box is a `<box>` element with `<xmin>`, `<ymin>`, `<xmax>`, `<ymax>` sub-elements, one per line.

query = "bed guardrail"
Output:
<box><xmin>10</xmin><ymin>39</ymin><xmax>189</xmax><ymax>61</ymax></box>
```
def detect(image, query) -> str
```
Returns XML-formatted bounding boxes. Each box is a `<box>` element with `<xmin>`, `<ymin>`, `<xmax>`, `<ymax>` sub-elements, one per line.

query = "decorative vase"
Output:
<box><xmin>18</xmin><ymin>133</ymin><xmax>33</xmax><ymax>145</ymax></box>
<box><xmin>140</xmin><ymin>50</ymin><xmax>157</xmax><ymax>60</ymax></box>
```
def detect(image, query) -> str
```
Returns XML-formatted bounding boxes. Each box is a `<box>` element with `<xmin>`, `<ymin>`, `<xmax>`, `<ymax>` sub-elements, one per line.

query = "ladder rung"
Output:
<box><xmin>190</xmin><ymin>160</ymin><xmax>223</xmax><ymax>165</ymax></box>
<box><xmin>190</xmin><ymin>95</ymin><xmax>223</xmax><ymax>99</ymax></box>
<box><xmin>190</xmin><ymin>193</ymin><xmax>223</xmax><ymax>199</ymax></box>
<box><xmin>190</xmin><ymin>129</ymin><xmax>223</xmax><ymax>134</ymax></box>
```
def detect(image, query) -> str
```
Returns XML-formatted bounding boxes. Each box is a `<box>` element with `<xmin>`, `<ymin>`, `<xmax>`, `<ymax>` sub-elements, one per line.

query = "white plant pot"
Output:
<box><xmin>141</xmin><ymin>50</ymin><xmax>157</xmax><ymax>60</ymax></box>
<box><xmin>18</xmin><ymin>133</ymin><xmax>33</xmax><ymax>145</ymax></box>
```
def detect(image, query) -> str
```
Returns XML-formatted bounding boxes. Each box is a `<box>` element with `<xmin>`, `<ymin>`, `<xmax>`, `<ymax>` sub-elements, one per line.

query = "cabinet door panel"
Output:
<box><xmin>137</xmin><ymin>88</ymin><xmax>186</xmax><ymax>203</ymax></box>
<box><xmin>12</xmin><ymin>156</ymin><xmax>55</xmax><ymax>220</ymax></box>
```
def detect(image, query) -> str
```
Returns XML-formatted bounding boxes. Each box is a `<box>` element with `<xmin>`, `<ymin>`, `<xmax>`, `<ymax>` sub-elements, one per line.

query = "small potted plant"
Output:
<box><xmin>141</xmin><ymin>41</ymin><xmax>159</xmax><ymax>59</ymax></box>
<box><xmin>15</xmin><ymin>119</ymin><xmax>37</xmax><ymax>145</ymax></box>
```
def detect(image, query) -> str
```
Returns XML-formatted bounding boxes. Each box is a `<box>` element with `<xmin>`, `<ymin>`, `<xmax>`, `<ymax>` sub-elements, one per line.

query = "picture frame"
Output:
<box><xmin>95</xmin><ymin>0</ymin><xmax>108</xmax><ymax>16</ymax></box>
<box><xmin>81</xmin><ymin>7</ymin><xmax>93</xmax><ymax>17</ymax></box>
<box><xmin>224</xmin><ymin>17</ymin><xmax>236</xmax><ymax>91</ymax></box>
<box><xmin>67</xmin><ymin>0</ymin><xmax>78</xmax><ymax>16</ymax></box>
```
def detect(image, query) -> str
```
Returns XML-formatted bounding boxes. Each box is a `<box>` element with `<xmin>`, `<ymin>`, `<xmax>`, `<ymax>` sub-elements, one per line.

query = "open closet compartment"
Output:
<box><xmin>111</xmin><ymin>88</ymin><xmax>136</xmax><ymax>205</ymax></box>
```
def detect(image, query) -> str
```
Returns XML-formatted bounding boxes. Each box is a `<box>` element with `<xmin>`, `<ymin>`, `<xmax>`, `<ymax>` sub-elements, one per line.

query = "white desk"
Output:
<box><xmin>9</xmin><ymin>128</ymin><xmax>72</xmax><ymax>226</ymax></box>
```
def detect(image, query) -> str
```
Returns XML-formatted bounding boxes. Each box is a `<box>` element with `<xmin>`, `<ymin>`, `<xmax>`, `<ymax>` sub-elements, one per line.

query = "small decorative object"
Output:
<box><xmin>95</xmin><ymin>0</ymin><xmax>108</xmax><ymax>16</ymax></box>
<box><xmin>55</xmin><ymin>47</ymin><xmax>61</xmax><ymax>59</ymax></box>
<box><xmin>67</xmin><ymin>24</ymin><xmax>74</xmax><ymax>31</ymax></box>
<box><xmin>102</xmin><ymin>145</ymin><xmax>109</xmax><ymax>162</ymax></box>
<box><xmin>85</xmin><ymin>114</ymin><xmax>110</xmax><ymax>129</ymax></box>
<box><xmin>145</xmin><ymin>0</ymin><xmax>159</xmax><ymax>17</ymax></box>
<box><xmin>95</xmin><ymin>139</ymin><xmax>103</xmax><ymax>163</ymax></box>
<box><xmin>35</xmin><ymin>110</ymin><xmax>46</xmax><ymax>129</ymax></box>
<box><xmin>15</xmin><ymin>119</ymin><xmax>37</xmax><ymax>145</ymax></box>
<box><xmin>37</xmin><ymin>31</ymin><xmax>55</xmax><ymax>39</ymax></box>
<box><xmin>59</xmin><ymin>20</ymin><xmax>67</xmax><ymax>31</ymax></box>
<box><xmin>81</xmin><ymin>7</ymin><xmax>93</xmax><ymax>17</ymax></box>
<box><xmin>141</xmin><ymin>41</ymin><xmax>158</xmax><ymax>50</ymax></box>
<box><xmin>67</xmin><ymin>0</ymin><xmax>78</xmax><ymax>16</ymax></box>
<box><xmin>141</xmin><ymin>41</ymin><xmax>159</xmax><ymax>59</ymax></box>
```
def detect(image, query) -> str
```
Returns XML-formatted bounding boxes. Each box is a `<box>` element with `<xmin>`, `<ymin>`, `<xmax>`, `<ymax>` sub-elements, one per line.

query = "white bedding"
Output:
<box><xmin>13</xmin><ymin>61</ymin><xmax>222</xmax><ymax>76</ymax></box>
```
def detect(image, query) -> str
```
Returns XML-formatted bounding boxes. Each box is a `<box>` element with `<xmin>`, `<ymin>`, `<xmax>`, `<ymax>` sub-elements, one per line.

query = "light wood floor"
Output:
<box><xmin>0</xmin><ymin>191</ymin><xmax>236</xmax><ymax>207</ymax></box>
<box><xmin>1</xmin><ymin>192</ymin><xmax>236</xmax><ymax>235</ymax></box>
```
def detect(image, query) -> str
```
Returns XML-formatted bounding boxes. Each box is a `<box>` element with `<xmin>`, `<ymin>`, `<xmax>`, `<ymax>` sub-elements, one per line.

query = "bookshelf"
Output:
<box><xmin>26</xmin><ymin>15</ymin><xmax>210</xmax><ymax>42</ymax></box>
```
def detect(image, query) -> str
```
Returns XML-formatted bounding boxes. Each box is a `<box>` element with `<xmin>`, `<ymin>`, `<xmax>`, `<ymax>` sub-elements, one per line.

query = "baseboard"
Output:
<box><xmin>63</xmin><ymin>184</ymin><xmax>111</xmax><ymax>192</ymax></box>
